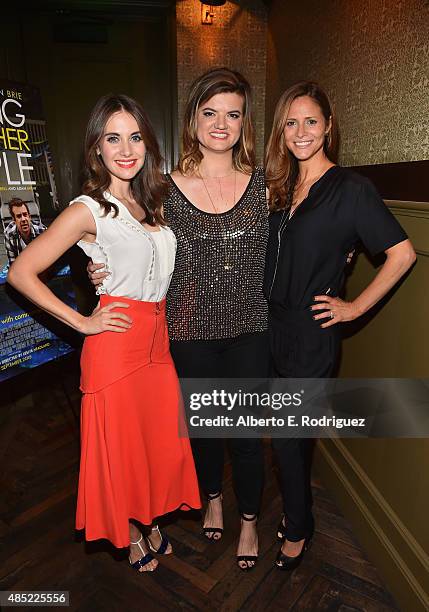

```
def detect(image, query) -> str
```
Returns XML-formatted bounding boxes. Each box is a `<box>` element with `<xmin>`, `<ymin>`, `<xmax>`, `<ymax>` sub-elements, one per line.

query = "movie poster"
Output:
<box><xmin>0</xmin><ymin>80</ymin><xmax>77</xmax><ymax>382</ymax></box>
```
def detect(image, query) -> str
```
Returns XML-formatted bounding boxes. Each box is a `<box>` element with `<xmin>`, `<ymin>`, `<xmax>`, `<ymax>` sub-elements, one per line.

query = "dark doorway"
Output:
<box><xmin>1</xmin><ymin>1</ymin><xmax>177</xmax><ymax>206</ymax></box>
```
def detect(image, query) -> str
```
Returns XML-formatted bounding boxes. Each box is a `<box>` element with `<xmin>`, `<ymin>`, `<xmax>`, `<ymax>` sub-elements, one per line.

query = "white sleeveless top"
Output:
<box><xmin>70</xmin><ymin>193</ymin><xmax>176</xmax><ymax>302</ymax></box>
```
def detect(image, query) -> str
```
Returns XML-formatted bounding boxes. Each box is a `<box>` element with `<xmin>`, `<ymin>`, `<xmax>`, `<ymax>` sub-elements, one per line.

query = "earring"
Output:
<box><xmin>325</xmin><ymin>131</ymin><xmax>332</xmax><ymax>148</ymax></box>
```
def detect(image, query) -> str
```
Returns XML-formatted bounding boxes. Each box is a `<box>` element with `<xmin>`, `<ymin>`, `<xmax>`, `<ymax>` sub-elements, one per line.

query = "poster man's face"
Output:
<box><xmin>12</xmin><ymin>205</ymin><xmax>31</xmax><ymax>238</ymax></box>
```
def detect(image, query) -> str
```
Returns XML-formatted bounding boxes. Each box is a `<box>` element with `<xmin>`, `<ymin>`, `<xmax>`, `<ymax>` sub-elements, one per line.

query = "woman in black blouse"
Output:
<box><xmin>264</xmin><ymin>81</ymin><xmax>415</xmax><ymax>570</ymax></box>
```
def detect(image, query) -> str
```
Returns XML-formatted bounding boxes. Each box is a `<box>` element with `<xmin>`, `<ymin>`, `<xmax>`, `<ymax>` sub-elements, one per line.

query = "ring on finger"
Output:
<box><xmin>330</xmin><ymin>311</ymin><xmax>334</xmax><ymax>319</ymax></box>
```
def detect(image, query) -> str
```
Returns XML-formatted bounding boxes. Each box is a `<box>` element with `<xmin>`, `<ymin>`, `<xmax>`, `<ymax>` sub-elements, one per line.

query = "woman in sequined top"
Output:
<box><xmin>165</xmin><ymin>68</ymin><xmax>269</xmax><ymax>571</ymax></box>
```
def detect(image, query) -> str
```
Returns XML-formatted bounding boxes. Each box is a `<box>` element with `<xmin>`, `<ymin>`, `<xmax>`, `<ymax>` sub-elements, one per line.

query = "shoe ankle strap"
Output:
<box><xmin>207</xmin><ymin>491</ymin><xmax>222</xmax><ymax>500</ymax></box>
<box><xmin>130</xmin><ymin>534</ymin><xmax>144</xmax><ymax>545</ymax></box>
<box><xmin>240</xmin><ymin>513</ymin><xmax>258</xmax><ymax>521</ymax></box>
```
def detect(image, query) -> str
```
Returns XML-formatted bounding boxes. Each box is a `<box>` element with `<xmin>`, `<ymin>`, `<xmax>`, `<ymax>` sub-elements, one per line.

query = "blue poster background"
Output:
<box><xmin>0</xmin><ymin>80</ymin><xmax>77</xmax><ymax>382</ymax></box>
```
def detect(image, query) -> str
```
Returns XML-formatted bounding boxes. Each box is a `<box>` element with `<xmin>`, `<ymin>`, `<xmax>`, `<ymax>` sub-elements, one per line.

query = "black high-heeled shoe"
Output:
<box><xmin>202</xmin><ymin>492</ymin><xmax>223</xmax><ymax>541</ymax></box>
<box><xmin>277</xmin><ymin>515</ymin><xmax>287</xmax><ymax>541</ymax></box>
<box><xmin>129</xmin><ymin>534</ymin><xmax>157</xmax><ymax>572</ymax></box>
<box><xmin>237</xmin><ymin>514</ymin><xmax>258</xmax><ymax>572</ymax></box>
<box><xmin>275</xmin><ymin>534</ymin><xmax>313</xmax><ymax>571</ymax></box>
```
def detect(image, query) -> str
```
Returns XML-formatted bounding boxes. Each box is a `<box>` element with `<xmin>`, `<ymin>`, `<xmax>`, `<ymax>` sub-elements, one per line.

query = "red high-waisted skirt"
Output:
<box><xmin>76</xmin><ymin>294</ymin><xmax>200</xmax><ymax>548</ymax></box>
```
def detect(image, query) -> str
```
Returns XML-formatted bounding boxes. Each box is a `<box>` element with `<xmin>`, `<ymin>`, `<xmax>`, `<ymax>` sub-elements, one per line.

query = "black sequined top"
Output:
<box><xmin>164</xmin><ymin>167</ymin><xmax>269</xmax><ymax>340</ymax></box>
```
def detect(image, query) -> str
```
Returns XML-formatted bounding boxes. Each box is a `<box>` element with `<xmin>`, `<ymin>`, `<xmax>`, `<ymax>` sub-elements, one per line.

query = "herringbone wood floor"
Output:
<box><xmin>0</xmin><ymin>356</ymin><xmax>399</xmax><ymax>611</ymax></box>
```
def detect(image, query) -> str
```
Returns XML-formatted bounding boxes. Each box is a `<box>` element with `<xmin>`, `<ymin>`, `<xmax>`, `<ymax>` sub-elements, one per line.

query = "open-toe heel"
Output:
<box><xmin>129</xmin><ymin>534</ymin><xmax>156</xmax><ymax>572</ymax></box>
<box><xmin>146</xmin><ymin>525</ymin><xmax>172</xmax><ymax>555</ymax></box>
<box><xmin>236</xmin><ymin>514</ymin><xmax>258</xmax><ymax>572</ymax></box>
<box><xmin>203</xmin><ymin>492</ymin><xmax>223</xmax><ymax>541</ymax></box>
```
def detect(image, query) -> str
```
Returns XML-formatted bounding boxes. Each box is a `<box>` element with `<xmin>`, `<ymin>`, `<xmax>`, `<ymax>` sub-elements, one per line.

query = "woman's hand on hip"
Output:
<box><xmin>311</xmin><ymin>295</ymin><xmax>360</xmax><ymax>328</ymax></box>
<box><xmin>80</xmin><ymin>302</ymin><xmax>132</xmax><ymax>335</ymax></box>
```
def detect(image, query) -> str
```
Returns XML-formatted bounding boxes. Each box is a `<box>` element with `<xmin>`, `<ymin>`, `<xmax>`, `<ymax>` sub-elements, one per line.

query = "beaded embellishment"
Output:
<box><xmin>93</xmin><ymin>241</ymin><xmax>110</xmax><ymax>295</ymax></box>
<box><xmin>117</xmin><ymin>216</ymin><xmax>156</xmax><ymax>281</ymax></box>
<box><xmin>163</xmin><ymin>168</ymin><xmax>269</xmax><ymax>341</ymax></box>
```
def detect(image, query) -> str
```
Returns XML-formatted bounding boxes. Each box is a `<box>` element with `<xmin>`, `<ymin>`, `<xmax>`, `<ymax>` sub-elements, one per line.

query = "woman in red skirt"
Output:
<box><xmin>7</xmin><ymin>94</ymin><xmax>201</xmax><ymax>572</ymax></box>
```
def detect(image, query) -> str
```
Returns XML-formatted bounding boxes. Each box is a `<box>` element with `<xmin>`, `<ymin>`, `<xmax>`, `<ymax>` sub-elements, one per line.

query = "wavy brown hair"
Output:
<box><xmin>265</xmin><ymin>81</ymin><xmax>339</xmax><ymax>212</ymax></box>
<box><xmin>178</xmin><ymin>68</ymin><xmax>256</xmax><ymax>176</ymax></box>
<box><xmin>82</xmin><ymin>94</ymin><xmax>167</xmax><ymax>225</ymax></box>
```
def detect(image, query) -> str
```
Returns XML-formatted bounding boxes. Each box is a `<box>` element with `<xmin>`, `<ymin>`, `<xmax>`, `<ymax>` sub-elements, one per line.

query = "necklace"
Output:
<box><xmin>201</xmin><ymin>171</ymin><xmax>237</xmax><ymax>271</ymax></box>
<box><xmin>291</xmin><ymin>166</ymin><xmax>332</xmax><ymax>216</ymax></box>
<box><xmin>268</xmin><ymin>207</ymin><xmax>290</xmax><ymax>300</ymax></box>
<box><xmin>199</xmin><ymin>170</ymin><xmax>235</xmax><ymax>179</ymax></box>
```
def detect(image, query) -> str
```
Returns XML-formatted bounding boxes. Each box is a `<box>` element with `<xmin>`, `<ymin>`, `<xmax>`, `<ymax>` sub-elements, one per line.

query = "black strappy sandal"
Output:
<box><xmin>129</xmin><ymin>534</ymin><xmax>157</xmax><ymax>572</ymax></box>
<box><xmin>202</xmin><ymin>492</ymin><xmax>223</xmax><ymax>541</ymax></box>
<box><xmin>236</xmin><ymin>514</ymin><xmax>258</xmax><ymax>571</ymax></box>
<box><xmin>146</xmin><ymin>525</ymin><xmax>172</xmax><ymax>555</ymax></box>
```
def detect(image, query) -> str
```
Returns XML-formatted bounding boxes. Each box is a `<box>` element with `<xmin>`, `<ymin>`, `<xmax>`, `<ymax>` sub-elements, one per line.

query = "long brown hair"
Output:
<box><xmin>178</xmin><ymin>67</ymin><xmax>256</xmax><ymax>176</ymax></box>
<box><xmin>82</xmin><ymin>94</ymin><xmax>167</xmax><ymax>225</ymax></box>
<box><xmin>265</xmin><ymin>81</ymin><xmax>339</xmax><ymax>212</ymax></box>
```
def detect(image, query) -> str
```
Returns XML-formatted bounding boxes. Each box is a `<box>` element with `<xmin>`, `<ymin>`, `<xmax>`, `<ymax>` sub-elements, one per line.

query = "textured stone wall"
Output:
<box><xmin>176</xmin><ymin>0</ymin><xmax>268</xmax><ymax>163</ymax></box>
<box><xmin>266</xmin><ymin>0</ymin><xmax>429</xmax><ymax>166</ymax></box>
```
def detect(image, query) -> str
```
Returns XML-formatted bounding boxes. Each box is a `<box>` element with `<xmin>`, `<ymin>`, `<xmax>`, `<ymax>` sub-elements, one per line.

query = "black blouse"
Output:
<box><xmin>264</xmin><ymin>166</ymin><xmax>408</xmax><ymax>310</ymax></box>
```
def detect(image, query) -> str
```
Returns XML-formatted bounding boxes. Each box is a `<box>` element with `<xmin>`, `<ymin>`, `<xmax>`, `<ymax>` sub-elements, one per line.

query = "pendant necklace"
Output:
<box><xmin>201</xmin><ymin>170</ymin><xmax>237</xmax><ymax>271</ymax></box>
<box><xmin>291</xmin><ymin>166</ymin><xmax>331</xmax><ymax>216</ymax></box>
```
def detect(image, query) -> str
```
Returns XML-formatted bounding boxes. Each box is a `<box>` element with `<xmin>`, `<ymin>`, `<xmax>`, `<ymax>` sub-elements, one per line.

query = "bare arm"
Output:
<box><xmin>7</xmin><ymin>203</ymin><xmax>132</xmax><ymax>335</ymax></box>
<box><xmin>312</xmin><ymin>239</ymin><xmax>416</xmax><ymax>327</ymax></box>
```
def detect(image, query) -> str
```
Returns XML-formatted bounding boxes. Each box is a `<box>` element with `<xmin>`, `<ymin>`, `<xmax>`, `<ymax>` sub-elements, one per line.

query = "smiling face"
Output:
<box><xmin>196</xmin><ymin>92</ymin><xmax>244</xmax><ymax>155</ymax></box>
<box><xmin>97</xmin><ymin>110</ymin><xmax>146</xmax><ymax>187</ymax></box>
<box><xmin>283</xmin><ymin>95</ymin><xmax>331</xmax><ymax>162</ymax></box>
<box><xmin>12</xmin><ymin>204</ymin><xmax>31</xmax><ymax>239</ymax></box>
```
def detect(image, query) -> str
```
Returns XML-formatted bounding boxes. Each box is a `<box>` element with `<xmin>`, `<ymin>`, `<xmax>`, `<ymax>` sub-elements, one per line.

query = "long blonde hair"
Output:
<box><xmin>178</xmin><ymin>67</ymin><xmax>256</xmax><ymax>176</ymax></box>
<box><xmin>265</xmin><ymin>81</ymin><xmax>338</xmax><ymax>211</ymax></box>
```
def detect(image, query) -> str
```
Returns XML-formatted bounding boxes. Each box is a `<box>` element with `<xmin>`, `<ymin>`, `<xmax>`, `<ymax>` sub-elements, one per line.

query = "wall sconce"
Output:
<box><xmin>200</xmin><ymin>1</ymin><xmax>226</xmax><ymax>25</ymax></box>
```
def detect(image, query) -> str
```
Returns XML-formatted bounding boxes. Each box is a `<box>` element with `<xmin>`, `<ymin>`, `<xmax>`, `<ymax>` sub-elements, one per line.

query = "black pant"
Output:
<box><xmin>170</xmin><ymin>330</ymin><xmax>270</xmax><ymax>515</ymax></box>
<box><xmin>269</xmin><ymin>306</ymin><xmax>340</xmax><ymax>541</ymax></box>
